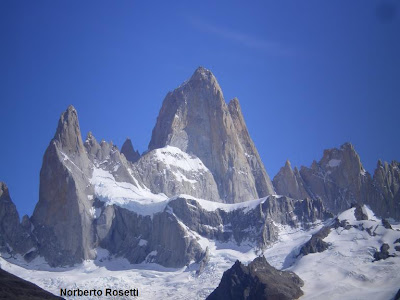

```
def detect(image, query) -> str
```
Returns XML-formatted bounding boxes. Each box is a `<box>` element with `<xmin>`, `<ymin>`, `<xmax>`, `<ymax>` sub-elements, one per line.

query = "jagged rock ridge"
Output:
<box><xmin>273</xmin><ymin>143</ymin><xmax>400</xmax><ymax>220</ymax></box>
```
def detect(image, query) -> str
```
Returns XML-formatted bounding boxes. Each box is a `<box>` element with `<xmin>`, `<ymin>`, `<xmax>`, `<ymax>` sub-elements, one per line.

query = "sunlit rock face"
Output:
<box><xmin>149</xmin><ymin>67</ymin><xmax>274</xmax><ymax>203</ymax></box>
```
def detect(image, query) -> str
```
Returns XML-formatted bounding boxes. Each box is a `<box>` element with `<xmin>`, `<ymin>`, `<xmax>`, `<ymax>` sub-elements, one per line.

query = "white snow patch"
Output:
<box><xmin>90</xmin><ymin>167</ymin><xmax>168</xmax><ymax>216</ymax></box>
<box><xmin>327</xmin><ymin>159</ymin><xmax>341</xmax><ymax>168</ymax></box>
<box><xmin>152</xmin><ymin>146</ymin><xmax>208</xmax><ymax>173</ymax></box>
<box><xmin>138</xmin><ymin>239</ymin><xmax>148</xmax><ymax>247</ymax></box>
<box><xmin>170</xmin><ymin>194</ymin><xmax>270</xmax><ymax>213</ymax></box>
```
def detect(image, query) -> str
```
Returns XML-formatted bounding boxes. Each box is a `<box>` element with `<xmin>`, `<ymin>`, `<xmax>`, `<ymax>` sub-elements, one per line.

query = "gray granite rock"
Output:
<box><xmin>94</xmin><ymin>202</ymin><xmax>206</xmax><ymax>268</ymax></box>
<box><xmin>273</xmin><ymin>160</ymin><xmax>309</xmax><ymax>200</ymax></box>
<box><xmin>273</xmin><ymin>143</ymin><xmax>399</xmax><ymax>220</ymax></box>
<box><xmin>148</xmin><ymin>67</ymin><xmax>274</xmax><ymax>203</ymax></box>
<box><xmin>31</xmin><ymin>106</ymin><xmax>95</xmax><ymax>266</ymax></box>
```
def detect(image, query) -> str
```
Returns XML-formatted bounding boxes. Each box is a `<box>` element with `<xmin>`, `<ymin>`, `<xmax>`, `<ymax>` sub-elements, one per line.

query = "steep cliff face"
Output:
<box><xmin>31</xmin><ymin>106</ymin><xmax>95</xmax><ymax>266</ymax></box>
<box><xmin>148</xmin><ymin>67</ymin><xmax>274</xmax><ymax>203</ymax></box>
<box><xmin>228</xmin><ymin>98</ymin><xmax>275</xmax><ymax>199</ymax></box>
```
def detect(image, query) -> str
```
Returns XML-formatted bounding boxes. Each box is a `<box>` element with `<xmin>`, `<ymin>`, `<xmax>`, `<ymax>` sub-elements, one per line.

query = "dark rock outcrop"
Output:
<box><xmin>373</xmin><ymin>160</ymin><xmax>400</xmax><ymax>220</ymax></box>
<box><xmin>394</xmin><ymin>289</ymin><xmax>400</xmax><ymax>300</ymax></box>
<box><xmin>352</xmin><ymin>203</ymin><xmax>368</xmax><ymax>221</ymax></box>
<box><xmin>0</xmin><ymin>268</ymin><xmax>63</xmax><ymax>299</ymax></box>
<box><xmin>299</xmin><ymin>226</ymin><xmax>331</xmax><ymax>256</ymax></box>
<box><xmin>0</xmin><ymin>182</ymin><xmax>37</xmax><ymax>259</ymax></box>
<box><xmin>373</xmin><ymin>243</ymin><xmax>395</xmax><ymax>261</ymax></box>
<box><xmin>148</xmin><ymin>67</ymin><xmax>274</xmax><ymax>203</ymax></box>
<box><xmin>207</xmin><ymin>256</ymin><xmax>303</xmax><ymax>300</ymax></box>
<box><xmin>382</xmin><ymin>218</ymin><xmax>393</xmax><ymax>229</ymax></box>
<box><xmin>121</xmin><ymin>138</ymin><xmax>140</xmax><ymax>163</ymax></box>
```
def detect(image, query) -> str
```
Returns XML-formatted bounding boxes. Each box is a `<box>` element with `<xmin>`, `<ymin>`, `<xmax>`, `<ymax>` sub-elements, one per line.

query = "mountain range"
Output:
<box><xmin>0</xmin><ymin>67</ymin><xmax>399</xmax><ymax>299</ymax></box>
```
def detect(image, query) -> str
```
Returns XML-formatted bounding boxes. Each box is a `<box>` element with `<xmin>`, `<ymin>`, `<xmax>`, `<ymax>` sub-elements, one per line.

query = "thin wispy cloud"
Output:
<box><xmin>187</xmin><ymin>16</ymin><xmax>294</xmax><ymax>56</ymax></box>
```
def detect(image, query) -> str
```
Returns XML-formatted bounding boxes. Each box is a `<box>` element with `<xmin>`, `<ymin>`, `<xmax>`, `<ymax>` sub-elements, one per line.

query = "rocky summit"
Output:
<box><xmin>149</xmin><ymin>67</ymin><xmax>275</xmax><ymax>203</ymax></box>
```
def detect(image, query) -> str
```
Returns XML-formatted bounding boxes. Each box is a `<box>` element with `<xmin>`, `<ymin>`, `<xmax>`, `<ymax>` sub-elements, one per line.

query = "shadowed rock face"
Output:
<box><xmin>207</xmin><ymin>256</ymin><xmax>304</xmax><ymax>300</ymax></box>
<box><xmin>373</xmin><ymin>160</ymin><xmax>400</xmax><ymax>220</ymax></box>
<box><xmin>273</xmin><ymin>143</ymin><xmax>400</xmax><ymax>220</ymax></box>
<box><xmin>373</xmin><ymin>243</ymin><xmax>395</xmax><ymax>261</ymax></box>
<box><xmin>0</xmin><ymin>182</ymin><xmax>37</xmax><ymax>259</ymax></box>
<box><xmin>299</xmin><ymin>226</ymin><xmax>331</xmax><ymax>256</ymax></box>
<box><xmin>148</xmin><ymin>67</ymin><xmax>274</xmax><ymax>203</ymax></box>
<box><xmin>0</xmin><ymin>268</ymin><xmax>63</xmax><ymax>300</ymax></box>
<box><xmin>121</xmin><ymin>138</ymin><xmax>140</xmax><ymax>163</ymax></box>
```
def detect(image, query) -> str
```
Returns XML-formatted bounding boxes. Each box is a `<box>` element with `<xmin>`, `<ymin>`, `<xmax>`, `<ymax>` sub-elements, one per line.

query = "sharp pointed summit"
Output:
<box><xmin>32</xmin><ymin>105</ymin><xmax>94</xmax><ymax>266</ymax></box>
<box><xmin>121</xmin><ymin>138</ymin><xmax>140</xmax><ymax>163</ymax></box>
<box><xmin>149</xmin><ymin>67</ymin><xmax>274</xmax><ymax>203</ymax></box>
<box><xmin>53</xmin><ymin>105</ymin><xmax>85</xmax><ymax>155</ymax></box>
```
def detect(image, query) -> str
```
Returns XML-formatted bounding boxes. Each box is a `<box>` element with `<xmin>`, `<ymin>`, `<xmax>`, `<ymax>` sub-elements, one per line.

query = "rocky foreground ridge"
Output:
<box><xmin>0</xmin><ymin>67</ymin><xmax>398</xmax><ymax>272</ymax></box>
<box><xmin>207</xmin><ymin>256</ymin><xmax>304</xmax><ymax>300</ymax></box>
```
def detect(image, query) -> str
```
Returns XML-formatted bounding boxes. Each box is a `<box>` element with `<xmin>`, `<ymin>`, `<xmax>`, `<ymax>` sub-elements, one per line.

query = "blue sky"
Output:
<box><xmin>1</xmin><ymin>1</ymin><xmax>399</xmax><ymax>218</ymax></box>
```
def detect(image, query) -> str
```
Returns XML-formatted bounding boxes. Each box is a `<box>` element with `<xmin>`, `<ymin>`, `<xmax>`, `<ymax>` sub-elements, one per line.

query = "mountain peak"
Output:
<box><xmin>53</xmin><ymin>105</ymin><xmax>85</xmax><ymax>155</ymax></box>
<box><xmin>149</xmin><ymin>68</ymin><xmax>274</xmax><ymax>202</ymax></box>
<box><xmin>187</xmin><ymin>66</ymin><xmax>219</xmax><ymax>87</ymax></box>
<box><xmin>285</xmin><ymin>160</ymin><xmax>292</xmax><ymax>169</ymax></box>
<box><xmin>192</xmin><ymin>66</ymin><xmax>213</xmax><ymax>78</ymax></box>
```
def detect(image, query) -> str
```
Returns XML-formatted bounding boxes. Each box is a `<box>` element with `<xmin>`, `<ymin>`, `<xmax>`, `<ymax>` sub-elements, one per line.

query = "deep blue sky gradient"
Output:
<box><xmin>1</xmin><ymin>1</ymin><xmax>399</xmax><ymax>218</ymax></box>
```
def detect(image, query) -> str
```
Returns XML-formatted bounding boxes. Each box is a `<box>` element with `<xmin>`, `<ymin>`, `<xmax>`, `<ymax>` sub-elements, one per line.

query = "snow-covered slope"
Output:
<box><xmin>288</xmin><ymin>206</ymin><xmax>400</xmax><ymax>300</ymax></box>
<box><xmin>1</xmin><ymin>206</ymin><xmax>399</xmax><ymax>299</ymax></box>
